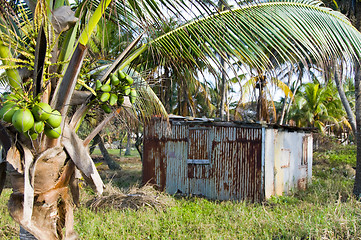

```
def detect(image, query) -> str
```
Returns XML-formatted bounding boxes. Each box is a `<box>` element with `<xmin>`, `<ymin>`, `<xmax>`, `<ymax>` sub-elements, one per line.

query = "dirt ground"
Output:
<box><xmin>91</xmin><ymin>155</ymin><xmax>142</xmax><ymax>189</ymax></box>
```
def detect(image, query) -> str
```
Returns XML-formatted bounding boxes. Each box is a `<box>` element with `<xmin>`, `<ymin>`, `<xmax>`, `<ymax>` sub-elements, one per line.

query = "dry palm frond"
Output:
<box><xmin>87</xmin><ymin>184</ymin><xmax>174</xmax><ymax>211</ymax></box>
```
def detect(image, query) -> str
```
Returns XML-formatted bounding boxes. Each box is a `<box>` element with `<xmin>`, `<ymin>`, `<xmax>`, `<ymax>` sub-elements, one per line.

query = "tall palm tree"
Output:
<box><xmin>2</xmin><ymin>0</ymin><xmax>361</xmax><ymax>239</ymax></box>
<box><xmin>322</xmin><ymin>0</ymin><xmax>361</xmax><ymax>197</ymax></box>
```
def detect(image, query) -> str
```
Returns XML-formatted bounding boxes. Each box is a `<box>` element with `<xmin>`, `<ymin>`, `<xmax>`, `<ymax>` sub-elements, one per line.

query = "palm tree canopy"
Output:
<box><xmin>133</xmin><ymin>0</ymin><xmax>361</xmax><ymax>80</ymax></box>
<box><xmin>288</xmin><ymin>80</ymin><xmax>350</xmax><ymax>132</ymax></box>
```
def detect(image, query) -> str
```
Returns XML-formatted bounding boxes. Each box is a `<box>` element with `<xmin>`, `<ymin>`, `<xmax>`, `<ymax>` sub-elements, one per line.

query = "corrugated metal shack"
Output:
<box><xmin>143</xmin><ymin>116</ymin><xmax>313</xmax><ymax>201</ymax></box>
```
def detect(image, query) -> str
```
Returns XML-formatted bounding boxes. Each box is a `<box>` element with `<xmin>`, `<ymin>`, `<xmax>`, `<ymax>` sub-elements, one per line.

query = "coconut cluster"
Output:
<box><xmin>0</xmin><ymin>95</ymin><xmax>62</xmax><ymax>139</ymax></box>
<box><xmin>96</xmin><ymin>70</ymin><xmax>137</xmax><ymax>113</ymax></box>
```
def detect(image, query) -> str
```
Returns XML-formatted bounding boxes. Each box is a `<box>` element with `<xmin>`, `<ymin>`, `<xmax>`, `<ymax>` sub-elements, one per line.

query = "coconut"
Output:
<box><xmin>46</xmin><ymin>110</ymin><xmax>62</xmax><ymax>128</ymax></box>
<box><xmin>32</xmin><ymin>121</ymin><xmax>45</xmax><ymax>134</ymax></box>
<box><xmin>44</xmin><ymin>125</ymin><xmax>61</xmax><ymax>139</ymax></box>
<box><xmin>0</xmin><ymin>102</ymin><xmax>19</xmax><ymax>123</ymax></box>
<box><xmin>100</xmin><ymin>92</ymin><xmax>110</xmax><ymax>102</ymax></box>
<box><xmin>110</xmin><ymin>73</ymin><xmax>120</xmax><ymax>86</ymax></box>
<box><xmin>12</xmin><ymin>108</ymin><xmax>34</xmax><ymax>132</ymax></box>
<box><xmin>32</xmin><ymin>102</ymin><xmax>52</xmax><ymax>121</ymax></box>
<box><xmin>100</xmin><ymin>84</ymin><xmax>111</xmax><ymax>92</ymax></box>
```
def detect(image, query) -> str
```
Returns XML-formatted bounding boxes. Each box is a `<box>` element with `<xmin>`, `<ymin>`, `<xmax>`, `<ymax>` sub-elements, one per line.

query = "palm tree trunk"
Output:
<box><xmin>334</xmin><ymin>64</ymin><xmax>356</xmax><ymax>134</ymax></box>
<box><xmin>89</xmin><ymin>134</ymin><xmax>101</xmax><ymax>155</ymax></box>
<box><xmin>124</xmin><ymin>132</ymin><xmax>131</xmax><ymax>156</ymax></box>
<box><xmin>94</xmin><ymin>134</ymin><xmax>121</xmax><ymax>170</ymax></box>
<box><xmin>256</xmin><ymin>76</ymin><xmax>268</xmax><ymax>122</ymax></box>
<box><xmin>0</xmin><ymin>162</ymin><xmax>6</xmax><ymax>196</ymax></box>
<box><xmin>163</xmin><ymin>67</ymin><xmax>172</xmax><ymax>113</ymax></box>
<box><xmin>135</xmin><ymin>131</ymin><xmax>143</xmax><ymax>161</ymax></box>
<box><xmin>285</xmin><ymin>70</ymin><xmax>303</xmax><ymax>124</ymax></box>
<box><xmin>220</xmin><ymin>57</ymin><xmax>227</xmax><ymax>121</ymax></box>
<box><xmin>353</xmin><ymin>61</ymin><xmax>361</xmax><ymax>197</ymax></box>
<box><xmin>278</xmin><ymin>66</ymin><xmax>294</xmax><ymax>125</ymax></box>
<box><xmin>118</xmin><ymin>132</ymin><xmax>126</xmax><ymax>156</ymax></box>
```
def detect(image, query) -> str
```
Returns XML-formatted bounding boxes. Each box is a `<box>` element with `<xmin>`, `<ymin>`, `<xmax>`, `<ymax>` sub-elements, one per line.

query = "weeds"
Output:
<box><xmin>0</xmin><ymin>145</ymin><xmax>360</xmax><ymax>239</ymax></box>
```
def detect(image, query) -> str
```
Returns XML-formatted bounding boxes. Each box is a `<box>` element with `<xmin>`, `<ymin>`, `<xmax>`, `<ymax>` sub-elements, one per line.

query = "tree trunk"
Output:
<box><xmin>353</xmin><ymin>62</ymin><xmax>361</xmax><ymax>197</ymax></box>
<box><xmin>118</xmin><ymin>132</ymin><xmax>126</xmax><ymax>156</ymax></box>
<box><xmin>334</xmin><ymin>64</ymin><xmax>356</xmax><ymax>134</ymax></box>
<box><xmin>94</xmin><ymin>134</ymin><xmax>121</xmax><ymax>170</ymax></box>
<box><xmin>163</xmin><ymin>67</ymin><xmax>172</xmax><ymax>113</ymax></box>
<box><xmin>285</xmin><ymin>70</ymin><xmax>303</xmax><ymax>124</ymax></box>
<box><xmin>135</xmin><ymin>131</ymin><xmax>143</xmax><ymax>161</ymax></box>
<box><xmin>256</xmin><ymin>76</ymin><xmax>268</xmax><ymax>122</ymax></box>
<box><xmin>89</xmin><ymin>135</ymin><xmax>102</xmax><ymax>155</ymax></box>
<box><xmin>124</xmin><ymin>131</ymin><xmax>131</xmax><ymax>156</ymax></box>
<box><xmin>219</xmin><ymin>56</ymin><xmax>227</xmax><ymax>121</ymax></box>
<box><xmin>278</xmin><ymin>66</ymin><xmax>294</xmax><ymax>125</ymax></box>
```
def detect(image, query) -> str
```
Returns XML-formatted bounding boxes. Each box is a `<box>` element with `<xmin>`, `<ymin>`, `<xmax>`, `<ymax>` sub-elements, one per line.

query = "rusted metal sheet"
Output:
<box><xmin>210</xmin><ymin>126</ymin><xmax>263</xmax><ymax>201</ymax></box>
<box><xmin>143</xmin><ymin>118</ymin><xmax>264</xmax><ymax>201</ymax></box>
<box><xmin>142</xmin><ymin>119</ymin><xmax>168</xmax><ymax>190</ymax></box>
<box><xmin>143</xmin><ymin>117</ymin><xmax>312</xmax><ymax>201</ymax></box>
<box><xmin>187</xmin><ymin>127</ymin><xmax>210</xmax><ymax>164</ymax></box>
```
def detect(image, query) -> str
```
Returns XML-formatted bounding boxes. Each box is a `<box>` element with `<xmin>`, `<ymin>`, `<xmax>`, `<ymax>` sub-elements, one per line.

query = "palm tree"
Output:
<box><xmin>322</xmin><ymin>0</ymin><xmax>361</xmax><ymax>197</ymax></box>
<box><xmin>1</xmin><ymin>0</ymin><xmax>361</xmax><ymax>239</ymax></box>
<box><xmin>233</xmin><ymin>65</ymin><xmax>293</xmax><ymax>123</ymax></box>
<box><xmin>287</xmin><ymin>80</ymin><xmax>350</xmax><ymax>133</ymax></box>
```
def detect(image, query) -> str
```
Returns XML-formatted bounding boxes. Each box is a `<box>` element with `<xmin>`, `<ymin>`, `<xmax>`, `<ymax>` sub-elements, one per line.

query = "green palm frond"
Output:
<box><xmin>127</xmin><ymin>67</ymin><xmax>168</xmax><ymax>120</ymax></box>
<box><xmin>141</xmin><ymin>0</ymin><xmax>361</xmax><ymax>76</ymax></box>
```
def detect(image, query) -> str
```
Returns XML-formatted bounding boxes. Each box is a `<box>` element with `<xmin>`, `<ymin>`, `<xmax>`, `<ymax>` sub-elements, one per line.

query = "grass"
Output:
<box><xmin>1</xmin><ymin>145</ymin><xmax>361</xmax><ymax>239</ymax></box>
<box><xmin>92</xmin><ymin>148</ymin><xmax>140</xmax><ymax>158</ymax></box>
<box><xmin>0</xmin><ymin>190</ymin><xmax>18</xmax><ymax>239</ymax></box>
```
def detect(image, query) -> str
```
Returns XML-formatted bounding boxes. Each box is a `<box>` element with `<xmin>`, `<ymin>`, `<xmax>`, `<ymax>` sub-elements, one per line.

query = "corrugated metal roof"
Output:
<box><xmin>166</xmin><ymin>115</ymin><xmax>316</xmax><ymax>132</ymax></box>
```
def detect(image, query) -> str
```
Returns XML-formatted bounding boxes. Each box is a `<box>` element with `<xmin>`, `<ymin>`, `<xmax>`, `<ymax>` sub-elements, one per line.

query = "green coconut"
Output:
<box><xmin>110</xmin><ymin>73</ymin><xmax>120</xmax><ymax>86</ymax></box>
<box><xmin>117</xmin><ymin>96</ymin><xmax>124</xmax><ymax>106</ymax></box>
<box><xmin>32</xmin><ymin>102</ymin><xmax>52</xmax><ymax>121</ymax></box>
<box><xmin>100</xmin><ymin>92</ymin><xmax>110</xmax><ymax>102</ymax></box>
<box><xmin>44</xmin><ymin>125</ymin><xmax>61</xmax><ymax>139</ymax></box>
<box><xmin>129</xmin><ymin>88</ymin><xmax>137</xmax><ymax>104</ymax></box>
<box><xmin>46</xmin><ymin>110</ymin><xmax>62</xmax><ymax>128</ymax></box>
<box><xmin>12</xmin><ymin>108</ymin><xmax>34</xmax><ymax>132</ymax></box>
<box><xmin>109</xmin><ymin>93</ymin><xmax>118</xmax><ymax>106</ymax></box>
<box><xmin>95</xmin><ymin>80</ymin><xmax>102</xmax><ymax>90</ymax></box>
<box><xmin>125</xmin><ymin>75</ymin><xmax>134</xmax><ymax>85</ymax></box>
<box><xmin>122</xmin><ymin>85</ymin><xmax>131</xmax><ymax>95</ymax></box>
<box><xmin>27</xmin><ymin>131</ymin><xmax>39</xmax><ymax>140</ymax></box>
<box><xmin>0</xmin><ymin>102</ymin><xmax>19</xmax><ymax>123</ymax></box>
<box><xmin>117</xmin><ymin>70</ymin><xmax>126</xmax><ymax>80</ymax></box>
<box><xmin>100</xmin><ymin>84</ymin><xmax>111</xmax><ymax>92</ymax></box>
<box><xmin>32</xmin><ymin>121</ymin><xmax>45</xmax><ymax>134</ymax></box>
<box><xmin>101</xmin><ymin>104</ymin><xmax>112</xmax><ymax>113</ymax></box>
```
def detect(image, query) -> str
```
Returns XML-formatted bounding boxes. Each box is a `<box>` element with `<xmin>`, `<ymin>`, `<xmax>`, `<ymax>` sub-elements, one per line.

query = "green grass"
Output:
<box><xmin>313</xmin><ymin>144</ymin><xmax>357</xmax><ymax>166</ymax></box>
<box><xmin>91</xmin><ymin>148</ymin><xmax>140</xmax><ymax>158</ymax></box>
<box><xmin>0</xmin><ymin>190</ymin><xmax>18</xmax><ymax>239</ymax></box>
<box><xmin>1</xmin><ymin>145</ymin><xmax>361</xmax><ymax>239</ymax></box>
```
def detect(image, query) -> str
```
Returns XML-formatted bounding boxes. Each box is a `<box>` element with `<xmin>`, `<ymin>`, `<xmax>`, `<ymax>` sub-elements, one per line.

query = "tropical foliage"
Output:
<box><xmin>288</xmin><ymin>80</ymin><xmax>351</xmax><ymax>133</ymax></box>
<box><xmin>1</xmin><ymin>0</ymin><xmax>361</xmax><ymax>239</ymax></box>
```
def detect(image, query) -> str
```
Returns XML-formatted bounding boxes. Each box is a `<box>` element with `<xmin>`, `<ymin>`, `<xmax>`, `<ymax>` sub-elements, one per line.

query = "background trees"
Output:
<box><xmin>287</xmin><ymin>80</ymin><xmax>350</xmax><ymax>133</ymax></box>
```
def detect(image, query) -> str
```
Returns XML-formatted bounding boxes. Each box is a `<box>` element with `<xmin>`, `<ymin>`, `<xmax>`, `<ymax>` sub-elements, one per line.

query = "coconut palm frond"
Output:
<box><xmin>127</xmin><ymin>67</ymin><xmax>168</xmax><ymax>121</ymax></box>
<box><xmin>240</xmin><ymin>76</ymin><xmax>257</xmax><ymax>103</ymax></box>
<box><xmin>272</xmin><ymin>78</ymin><xmax>293</xmax><ymax>98</ymax></box>
<box><xmin>143</xmin><ymin>0</ymin><xmax>361</xmax><ymax>77</ymax></box>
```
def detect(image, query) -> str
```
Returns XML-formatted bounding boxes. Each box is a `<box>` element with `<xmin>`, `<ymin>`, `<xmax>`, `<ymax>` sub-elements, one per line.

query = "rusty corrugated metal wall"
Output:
<box><xmin>143</xmin><ymin>119</ymin><xmax>263</xmax><ymax>201</ymax></box>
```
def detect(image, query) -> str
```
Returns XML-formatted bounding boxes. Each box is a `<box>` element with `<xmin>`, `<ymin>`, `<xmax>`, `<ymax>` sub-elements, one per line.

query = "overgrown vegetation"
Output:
<box><xmin>0</xmin><ymin>145</ymin><xmax>360</xmax><ymax>239</ymax></box>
